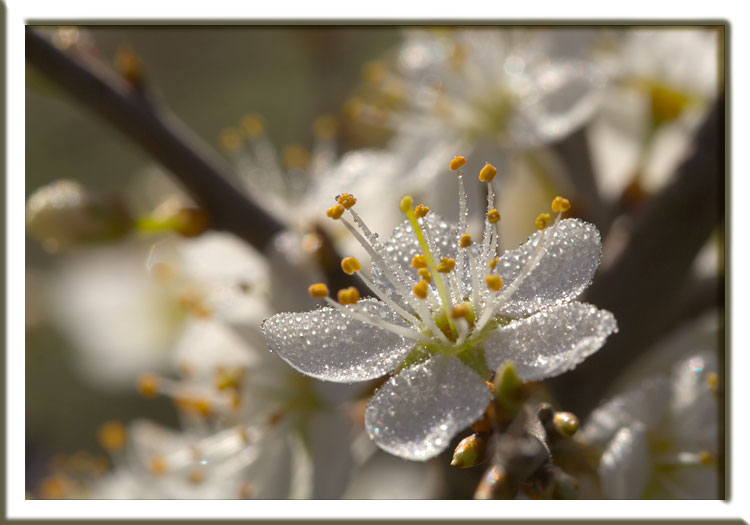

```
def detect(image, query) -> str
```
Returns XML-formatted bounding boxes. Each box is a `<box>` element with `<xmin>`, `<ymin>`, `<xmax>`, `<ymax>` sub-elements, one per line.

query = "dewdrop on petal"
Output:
<box><xmin>262</xmin><ymin>156</ymin><xmax>616</xmax><ymax>461</ymax></box>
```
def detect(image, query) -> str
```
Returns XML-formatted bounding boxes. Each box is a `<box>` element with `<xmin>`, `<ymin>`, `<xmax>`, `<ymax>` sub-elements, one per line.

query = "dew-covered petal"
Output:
<box><xmin>261</xmin><ymin>298</ymin><xmax>413</xmax><ymax>383</ymax></box>
<box><xmin>598</xmin><ymin>423</ymin><xmax>651</xmax><ymax>499</ymax></box>
<box><xmin>583</xmin><ymin>377</ymin><xmax>671</xmax><ymax>445</ymax></box>
<box><xmin>484</xmin><ymin>301</ymin><xmax>617</xmax><ymax>382</ymax></box>
<box><xmin>496</xmin><ymin>218</ymin><xmax>602</xmax><ymax>317</ymax></box>
<box><xmin>370</xmin><ymin>214</ymin><xmax>478</xmax><ymax>306</ymax></box>
<box><xmin>364</xmin><ymin>353</ymin><xmax>491</xmax><ymax>461</ymax></box>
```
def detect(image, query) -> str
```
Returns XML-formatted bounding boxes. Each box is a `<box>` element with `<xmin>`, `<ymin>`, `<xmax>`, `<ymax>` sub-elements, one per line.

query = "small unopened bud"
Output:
<box><xmin>26</xmin><ymin>180</ymin><xmax>134</xmax><ymax>252</ymax></box>
<box><xmin>494</xmin><ymin>361</ymin><xmax>524</xmax><ymax>423</ymax></box>
<box><xmin>553</xmin><ymin>412</ymin><xmax>580</xmax><ymax>439</ymax></box>
<box><xmin>451</xmin><ymin>432</ymin><xmax>490</xmax><ymax>468</ymax></box>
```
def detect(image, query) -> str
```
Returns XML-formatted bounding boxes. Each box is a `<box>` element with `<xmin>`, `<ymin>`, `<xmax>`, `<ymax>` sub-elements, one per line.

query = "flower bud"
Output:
<box><xmin>474</xmin><ymin>464</ymin><xmax>515</xmax><ymax>499</ymax></box>
<box><xmin>451</xmin><ymin>432</ymin><xmax>490</xmax><ymax>468</ymax></box>
<box><xmin>26</xmin><ymin>180</ymin><xmax>134</xmax><ymax>252</ymax></box>
<box><xmin>493</xmin><ymin>361</ymin><xmax>524</xmax><ymax>423</ymax></box>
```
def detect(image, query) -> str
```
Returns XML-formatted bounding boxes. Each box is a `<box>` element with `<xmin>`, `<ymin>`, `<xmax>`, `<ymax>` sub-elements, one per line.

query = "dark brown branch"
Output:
<box><xmin>26</xmin><ymin>28</ymin><xmax>286</xmax><ymax>252</ymax></box>
<box><xmin>549</xmin><ymin>96</ymin><xmax>725</xmax><ymax>415</ymax></box>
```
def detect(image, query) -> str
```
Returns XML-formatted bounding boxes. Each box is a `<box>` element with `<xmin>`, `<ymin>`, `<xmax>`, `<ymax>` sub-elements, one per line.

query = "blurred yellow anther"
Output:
<box><xmin>239</xmin><ymin>481</ymin><xmax>254</xmax><ymax>499</ymax></box>
<box><xmin>326</xmin><ymin>204</ymin><xmax>345</xmax><ymax>220</ymax></box>
<box><xmin>308</xmin><ymin>283</ymin><xmax>329</xmax><ymax>298</ymax></box>
<box><xmin>413</xmin><ymin>280</ymin><xmax>429</xmax><ymax>299</ymax></box>
<box><xmin>488</xmin><ymin>209</ymin><xmax>501</xmax><ymax>224</ymax></box>
<box><xmin>39</xmin><ymin>474</ymin><xmax>70</xmax><ymax>500</ymax></box>
<box><xmin>149</xmin><ymin>456</ymin><xmax>167</xmax><ymax>476</ymax></box>
<box><xmin>187</xmin><ymin>468</ymin><xmax>205</xmax><ymax>485</ymax></box>
<box><xmin>176</xmin><ymin>396</ymin><xmax>213</xmax><ymax>416</ymax></box>
<box><xmin>312</xmin><ymin>114</ymin><xmax>338</xmax><ymax>140</ymax></box>
<box><xmin>479</xmin><ymin>163</ymin><xmax>498</xmax><ymax>183</ymax></box>
<box><xmin>536</xmin><ymin>213</ymin><xmax>551</xmax><ymax>230</ymax></box>
<box><xmin>437</xmin><ymin>257</ymin><xmax>456</xmax><ymax>273</ymax></box>
<box><xmin>486</xmin><ymin>275</ymin><xmax>504</xmax><ymax>291</ymax></box>
<box><xmin>400</xmin><ymin>195</ymin><xmax>414</xmax><ymax>213</ymax></box>
<box><xmin>214</xmin><ymin>368</ymin><xmax>243</xmax><ymax>391</ymax></box>
<box><xmin>281</xmin><ymin>144</ymin><xmax>310</xmax><ymax>170</ymax></box>
<box><xmin>219</xmin><ymin>127</ymin><xmax>243</xmax><ymax>152</ymax></box>
<box><xmin>341</xmin><ymin>256</ymin><xmax>362</xmax><ymax>275</ymax></box>
<box><xmin>151</xmin><ymin>262</ymin><xmax>176</xmax><ymax>282</ymax></box>
<box><xmin>489</xmin><ymin>257</ymin><xmax>499</xmax><ymax>269</ymax></box>
<box><xmin>707</xmin><ymin>372</ymin><xmax>719</xmax><ymax>395</ymax></box>
<box><xmin>114</xmin><ymin>45</ymin><xmax>143</xmax><ymax>87</ymax></box>
<box><xmin>451</xmin><ymin>304</ymin><xmax>468</xmax><ymax>319</ymax></box>
<box><xmin>136</xmin><ymin>373</ymin><xmax>159</xmax><ymax>398</ymax></box>
<box><xmin>240</xmin><ymin>114</ymin><xmax>264</xmax><ymax>139</ymax></box>
<box><xmin>97</xmin><ymin>421</ymin><xmax>127</xmax><ymax>453</ymax></box>
<box><xmin>363</xmin><ymin>60</ymin><xmax>387</xmax><ymax>84</ymax></box>
<box><xmin>418</xmin><ymin>268</ymin><xmax>432</xmax><ymax>283</ymax></box>
<box><xmin>449</xmin><ymin>156</ymin><xmax>467</xmax><ymax>171</ymax></box>
<box><xmin>337</xmin><ymin>193</ymin><xmax>357</xmax><ymax>209</ymax></box>
<box><xmin>699</xmin><ymin>451</ymin><xmax>714</xmax><ymax>466</ymax></box>
<box><xmin>551</xmin><ymin>196</ymin><xmax>571</xmax><ymax>213</ymax></box>
<box><xmin>411</xmin><ymin>254</ymin><xmax>427</xmax><ymax>269</ymax></box>
<box><xmin>337</xmin><ymin>287</ymin><xmax>360</xmax><ymax>305</ymax></box>
<box><xmin>460</xmin><ymin>234</ymin><xmax>472</xmax><ymax>248</ymax></box>
<box><xmin>415</xmin><ymin>204</ymin><xmax>430</xmax><ymax>218</ymax></box>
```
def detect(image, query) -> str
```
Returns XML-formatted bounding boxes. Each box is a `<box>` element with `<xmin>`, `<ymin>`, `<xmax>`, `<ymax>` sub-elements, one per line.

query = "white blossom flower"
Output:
<box><xmin>583</xmin><ymin>315</ymin><xmax>720</xmax><ymax>499</ymax></box>
<box><xmin>588</xmin><ymin>28</ymin><xmax>721</xmax><ymax>199</ymax></box>
<box><xmin>262</xmin><ymin>157</ymin><xmax>617</xmax><ymax>460</ymax></box>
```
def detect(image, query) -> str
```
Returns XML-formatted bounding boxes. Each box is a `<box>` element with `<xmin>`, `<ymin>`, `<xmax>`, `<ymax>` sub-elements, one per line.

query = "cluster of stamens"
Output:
<box><xmin>306</xmin><ymin>156</ymin><xmax>572</xmax><ymax>354</ymax></box>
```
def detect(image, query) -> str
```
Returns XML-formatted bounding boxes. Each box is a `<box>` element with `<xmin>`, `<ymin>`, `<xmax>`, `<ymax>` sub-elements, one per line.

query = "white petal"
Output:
<box><xmin>509</xmin><ymin>60</ymin><xmax>606</xmax><ymax>148</ymax></box>
<box><xmin>599</xmin><ymin>423</ymin><xmax>651</xmax><ymax>499</ymax></box>
<box><xmin>172</xmin><ymin>318</ymin><xmax>258</xmax><ymax>377</ymax></box>
<box><xmin>484</xmin><ymin>302</ymin><xmax>617</xmax><ymax>382</ymax></box>
<box><xmin>583</xmin><ymin>377</ymin><xmax>671</xmax><ymax>445</ymax></box>
<box><xmin>344</xmin><ymin>450</ymin><xmax>444</xmax><ymax>499</ymax></box>
<box><xmin>364</xmin><ymin>353</ymin><xmax>491</xmax><ymax>461</ymax></box>
<box><xmin>261</xmin><ymin>298</ymin><xmax>413</xmax><ymax>383</ymax></box>
<box><xmin>309</xmin><ymin>409</ymin><xmax>354</xmax><ymax>499</ymax></box>
<box><xmin>496</xmin><ymin>219</ymin><xmax>602</xmax><ymax>317</ymax></box>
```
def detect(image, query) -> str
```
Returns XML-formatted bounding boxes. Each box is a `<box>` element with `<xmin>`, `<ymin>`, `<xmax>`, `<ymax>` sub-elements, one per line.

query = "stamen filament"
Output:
<box><xmin>323</xmin><ymin>297</ymin><xmax>429</xmax><ymax>343</ymax></box>
<box><xmin>403</xmin><ymin>203</ymin><xmax>458</xmax><ymax>339</ymax></box>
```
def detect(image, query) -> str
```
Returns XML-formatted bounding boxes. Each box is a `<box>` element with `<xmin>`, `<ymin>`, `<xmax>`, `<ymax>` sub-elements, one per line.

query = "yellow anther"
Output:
<box><xmin>437</xmin><ymin>257</ymin><xmax>456</xmax><ymax>273</ymax></box>
<box><xmin>363</xmin><ymin>60</ymin><xmax>387</xmax><ymax>84</ymax></box>
<box><xmin>489</xmin><ymin>257</ymin><xmax>499</xmax><ymax>269</ymax></box>
<box><xmin>418</xmin><ymin>268</ymin><xmax>432</xmax><ymax>283</ymax></box>
<box><xmin>449</xmin><ymin>156</ymin><xmax>467</xmax><ymax>171</ymax></box>
<box><xmin>313</xmin><ymin>114</ymin><xmax>338</xmax><ymax>140</ymax></box>
<box><xmin>281</xmin><ymin>144</ymin><xmax>310</xmax><ymax>170</ymax></box>
<box><xmin>149</xmin><ymin>456</ymin><xmax>167</xmax><ymax>476</ymax></box>
<box><xmin>308</xmin><ymin>283</ymin><xmax>329</xmax><ymax>298</ymax></box>
<box><xmin>450</xmin><ymin>304</ymin><xmax>469</xmax><ymax>319</ymax></box>
<box><xmin>488</xmin><ymin>209</ymin><xmax>501</xmax><ymax>224</ymax></box>
<box><xmin>479</xmin><ymin>163</ymin><xmax>498</xmax><ymax>183</ymax></box>
<box><xmin>337</xmin><ymin>287</ymin><xmax>360</xmax><ymax>305</ymax></box>
<box><xmin>136</xmin><ymin>373</ymin><xmax>159</xmax><ymax>399</ymax></box>
<box><xmin>240</xmin><ymin>114</ymin><xmax>264</xmax><ymax>139</ymax></box>
<box><xmin>337</xmin><ymin>193</ymin><xmax>357</xmax><ymax>209</ymax></box>
<box><xmin>415</xmin><ymin>204</ymin><xmax>430</xmax><ymax>218</ymax></box>
<box><xmin>114</xmin><ymin>45</ymin><xmax>143</xmax><ymax>87</ymax></box>
<box><xmin>39</xmin><ymin>474</ymin><xmax>70</xmax><ymax>499</ymax></box>
<box><xmin>486</xmin><ymin>275</ymin><xmax>504</xmax><ymax>291</ymax></box>
<box><xmin>413</xmin><ymin>279</ymin><xmax>429</xmax><ymax>299</ymax></box>
<box><xmin>187</xmin><ymin>468</ymin><xmax>205</xmax><ymax>485</ymax></box>
<box><xmin>535</xmin><ymin>213</ymin><xmax>551</xmax><ymax>230</ymax></box>
<box><xmin>151</xmin><ymin>261</ymin><xmax>176</xmax><ymax>283</ymax></box>
<box><xmin>219</xmin><ymin>127</ymin><xmax>243</xmax><ymax>152</ymax></box>
<box><xmin>400</xmin><ymin>195</ymin><xmax>414</xmax><ymax>213</ymax></box>
<box><xmin>460</xmin><ymin>233</ymin><xmax>472</xmax><ymax>248</ymax></box>
<box><xmin>341</xmin><ymin>256</ymin><xmax>362</xmax><ymax>275</ymax></box>
<box><xmin>214</xmin><ymin>368</ymin><xmax>243</xmax><ymax>391</ymax></box>
<box><xmin>97</xmin><ymin>421</ymin><xmax>127</xmax><ymax>453</ymax></box>
<box><xmin>551</xmin><ymin>196</ymin><xmax>571</xmax><ymax>213</ymax></box>
<box><xmin>411</xmin><ymin>254</ymin><xmax>427</xmax><ymax>269</ymax></box>
<box><xmin>176</xmin><ymin>396</ymin><xmax>213</xmax><ymax>416</ymax></box>
<box><xmin>239</xmin><ymin>481</ymin><xmax>254</xmax><ymax>499</ymax></box>
<box><xmin>326</xmin><ymin>204</ymin><xmax>345</xmax><ymax>220</ymax></box>
<box><xmin>699</xmin><ymin>451</ymin><xmax>714</xmax><ymax>466</ymax></box>
<box><xmin>706</xmin><ymin>372</ymin><xmax>719</xmax><ymax>395</ymax></box>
